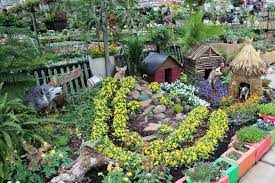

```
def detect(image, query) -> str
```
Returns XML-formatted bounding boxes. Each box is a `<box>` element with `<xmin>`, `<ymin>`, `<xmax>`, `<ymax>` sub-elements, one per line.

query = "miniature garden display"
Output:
<box><xmin>1</xmin><ymin>0</ymin><xmax>275</xmax><ymax>182</ymax></box>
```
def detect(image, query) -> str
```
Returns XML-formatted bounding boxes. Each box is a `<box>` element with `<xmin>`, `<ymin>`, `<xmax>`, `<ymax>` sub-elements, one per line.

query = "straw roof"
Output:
<box><xmin>230</xmin><ymin>39</ymin><xmax>267</xmax><ymax>76</ymax></box>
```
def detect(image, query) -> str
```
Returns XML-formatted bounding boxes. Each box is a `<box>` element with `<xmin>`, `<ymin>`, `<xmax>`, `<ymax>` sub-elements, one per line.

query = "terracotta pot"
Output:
<box><xmin>221</xmin><ymin>146</ymin><xmax>256</xmax><ymax>178</ymax></box>
<box><xmin>214</xmin><ymin>157</ymin><xmax>238</xmax><ymax>183</ymax></box>
<box><xmin>259</xmin><ymin>114</ymin><xmax>275</xmax><ymax>122</ymax></box>
<box><xmin>230</xmin><ymin>135</ymin><xmax>272</xmax><ymax>161</ymax></box>
<box><xmin>175</xmin><ymin>177</ymin><xmax>186</xmax><ymax>183</ymax></box>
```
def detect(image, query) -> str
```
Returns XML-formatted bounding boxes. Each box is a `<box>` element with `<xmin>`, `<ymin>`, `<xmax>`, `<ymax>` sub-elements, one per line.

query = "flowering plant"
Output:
<box><xmin>161</xmin><ymin>81</ymin><xmax>209</xmax><ymax>107</ymax></box>
<box><xmin>89</xmin><ymin>44</ymin><xmax>117</xmax><ymax>58</ymax></box>
<box><xmin>148</xmin><ymin>82</ymin><xmax>160</xmax><ymax>93</ymax></box>
<box><xmin>256</xmin><ymin>118</ymin><xmax>275</xmax><ymax>131</ymax></box>
<box><xmin>160</xmin><ymin>95</ymin><xmax>174</xmax><ymax>107</ymax></box>
<box><xmin>195</xmin><ymin>79</ymin><xmax>229</xmax><ymax>107</ymax></box>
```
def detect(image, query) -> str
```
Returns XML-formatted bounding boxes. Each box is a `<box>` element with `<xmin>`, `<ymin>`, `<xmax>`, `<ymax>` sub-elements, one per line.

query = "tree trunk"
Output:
<box><xmin>100</xmin><ymin>0</ymin><xmax>111</xmax><ymax>77</ymax></box>
<box><xmin>50</xmin><ymin>141</ymin><xmax>111</xmax><ymax>183</ymax></box>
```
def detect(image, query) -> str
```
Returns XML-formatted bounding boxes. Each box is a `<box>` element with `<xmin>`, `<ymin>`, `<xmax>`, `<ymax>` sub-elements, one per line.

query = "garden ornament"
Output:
<box><xmin>239</xmin><ymin>86</ymin><xmax>250</xmax><ymax>101</ymax></box>
<box><xmin>23</xmin><ymin>84</ymin><xmax>62</xmax><ymax>114</ymax></box>
<box><xmin>114</xmin><ymin>66</ymin><xmax>127</xmax><ymax>81</ymax></box>
<box><xmin>207</xmin><ymin>67</ymin><xmax>223</xmax><ymax>86</ymax></box>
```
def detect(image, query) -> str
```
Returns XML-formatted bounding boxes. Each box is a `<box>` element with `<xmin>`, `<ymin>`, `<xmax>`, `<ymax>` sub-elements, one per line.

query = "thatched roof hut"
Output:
<box><xmin>230</xmin><ymin>39</ymin><xmax>267</xmax><ymax>76</ymax></box>
<box><xmin>229</xmin><ymin>39</ymin><xmax>267</xmax><ymax>97</ymax></box>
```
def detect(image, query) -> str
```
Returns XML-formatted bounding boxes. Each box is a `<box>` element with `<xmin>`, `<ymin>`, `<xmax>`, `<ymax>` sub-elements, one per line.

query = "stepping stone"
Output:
<box><xmin>261</xmin><ymin>146</ymin><xmax>275</xmax><ymax>166</ymax></box>
<box><xmin>239</xmin><ymin>161</ymin><xmax>275</xmax><ymax>183</ymax></box>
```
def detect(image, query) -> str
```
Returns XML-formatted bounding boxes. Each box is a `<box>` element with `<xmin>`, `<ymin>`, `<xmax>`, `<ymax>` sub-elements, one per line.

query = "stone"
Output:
<box><xmin>143</xmin><ymin>123</ymin><xmax>162</xmax><ymax>132</ymax></box>
<box><xmin>130</xmin><ymin>90</ymin><xmax>140</xmax><ymax>100</ymax></box>
<box><xmin>144</xmin><ymin>89</ymin><xmax>153</xmax><ymax>96</ymax></box>
<box><xmin>166</xmin><ymin>107</ymin><xmax>175</xmax><ymax>117</ymax></box>
<box><xmin>142</xmin><ymin>134</ymin><xmax>158</xmax><ymax>142</ymax></box>
<box><xmin>175</xmin><ymin>113</ymin><xmax>187</xmax><ymax>121</ymax></box>
<box><xmin>135</xmin><ymin>83</ymin><xmax>142</xmax><ymax>91</ymax></box>
<box><xmin>152</xmin><ymin>91</ymin><xmax>164</xmax><ymax>99</ymax></box>
<box><xmin>184</xmin><ymin>105</ymin><xmax>192</xmax><ymax>113</ymax></box>
<box><xmin>174</xmin><ymin>97</ymin><xmax>181</xmax><ymax>104</ymax></box>
<box><xmin>141</xmin><ymin>99</ymin><xmax>152</xmax><ymax>108</ymax></box>
<box><xmin>155</xmin><ymin>113</ymin><xmax>166</xmax><ymax>120</ymax></box>
<box><xmin>239</xmin><ymin>161</ymin><xmax>275</xmax><ymax>183</ymax></box>
<box><xmin>138</xmin><ymin>93</ymin><xmax>150</xmax><ymax>101</ymax></box>
<box><xmin>162</xmin><ymin>118</ymin><xmax>171</xmax><ymax>123</ymax></box>
<box><xmin>142</xmin><ymin>105</ymin><xmax>155</xmax><ymax>116</ymax></box>
<box><xmin>261</xmin><ymin>146</ymin><xmax>275</xmax><ymax>166</ymax></box>
<box><xmin>153</xmin><ymin>105</ymin><xmax>166</xmax><ymax>114</ymax></box>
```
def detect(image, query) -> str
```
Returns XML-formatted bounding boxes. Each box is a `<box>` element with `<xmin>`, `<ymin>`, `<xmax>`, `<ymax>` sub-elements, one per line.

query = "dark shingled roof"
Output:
<box><xmin>143</xmin><ymin>52</ymin><xmax>179</xmax><ymax>75</ymax></box>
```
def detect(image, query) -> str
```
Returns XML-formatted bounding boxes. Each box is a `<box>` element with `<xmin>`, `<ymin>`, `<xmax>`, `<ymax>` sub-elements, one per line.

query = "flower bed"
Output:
<box><xmin>90</xmin><ymin>77</ymin><xmax>228</xmax><ymax>173</ymax></box>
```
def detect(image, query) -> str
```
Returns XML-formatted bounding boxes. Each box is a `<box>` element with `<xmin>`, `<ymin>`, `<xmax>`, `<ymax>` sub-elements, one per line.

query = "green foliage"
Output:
<box><xmin>226</xmin><ymin>151</ymin><xmax>241</xmax><ymax>161</ymax></box>
<box><xmin>259</xmin><ymin>103</ymin><xmax>275</xmax><ymax>116</ymax></box>
<box><xmin>0</xmin><ymin>83</ymin><xmax>44</xmax><ymax>181</ymax></box>
<box><xmin>59</xmin><ymin>86</ymin><xmax>100</xmax><ymax>140</ymax></box>
<box><xmin>102</xmin><ymin>170</ymin><xmax>130</xmax><ymax>183</ymax></box>
<box><xmin>125</xmin><ymin>36</ymin><xmax>145</xmax><ymax>74</ymax></box>
<box><xmin>6</xmin><ymin>147</ymin><xmax>72</xmax><ymax>183</ymax></box>
<box><xmin>236</xmin><ymin>127</ymin><xmax>267</xmax><ymax>143</ymax></box>
<box><xmin>179</xmin><ymin>73</ymin><xmax>188</xmax><ymax>84</ymax></box>
<box><xmin>158</xmin><ymin>124</ymin><xmax>173</xmax><ymax>135</ymax></box>
<box><xmin>149</xmin><ymin>26</ymin><xmax>171</xmax><ymax>52</ymax></box>
<box><xmin>178</xmin><ymin>12</ymin><xmax>224</xmax><ymax>53</ymax></box>
<box><xmin>133</xmin><ymin>166</ymin><xmax>173</xmax><ymax>183</ymax></box>
<box><xmin>173</xmin><ymin>104</ymin><xmax>184</xmax><ymax>113</ymax></box>
<box><xmin>232</xmin><ymin>141</ymin><xmax>249</xmax><ymax>153</ymax></box>
<box><xmin>186</xmin><ymin>162</ymin><xmax>222</xmax><ymax>182</ymax></box>
<box><xmin>221</xmin><ymin>73</ymin><xmax>232</xmax><ymax>85</ymax></box>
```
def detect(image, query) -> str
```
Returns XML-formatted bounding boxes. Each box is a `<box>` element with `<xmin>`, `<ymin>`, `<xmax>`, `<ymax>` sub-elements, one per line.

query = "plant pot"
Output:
<box><xmin>262</xmin><ymin>83</ymin><xmax>270</xmax><ymax>87</ymax></box>
<box><xmin>214</xmin><ymin>157</ymin><xmax>238</xmax><ymax>183</ymax></box>
<box><xmin>221</xmin><ymin>146</ymin><xmax>256</xmax><ymax>178</ymax></box>
<box><xmin>186</xmin><ymin>177</ymin><xmax>210</xmax><ymax>183</ymax></box>
<box><xmin>259</xmin><ymin>114</ymin><xmax>275</xmax><ymax>122</ymax></box>
<box><xmin>175</xmin><ymin>177</ymin><xmax>186</xmax><ymax>183</ymax></box>
<box><xmin>230</xmin><ymin>135</ymin><xmax>272</xmax><ymax>161</ymax></box>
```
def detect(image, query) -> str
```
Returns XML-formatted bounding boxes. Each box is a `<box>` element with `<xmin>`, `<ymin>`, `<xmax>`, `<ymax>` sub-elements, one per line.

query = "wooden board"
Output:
<box><xmin>58</xmin><ymin>68</ymin><xmax>82</xmax><ymax>86</ymax></box>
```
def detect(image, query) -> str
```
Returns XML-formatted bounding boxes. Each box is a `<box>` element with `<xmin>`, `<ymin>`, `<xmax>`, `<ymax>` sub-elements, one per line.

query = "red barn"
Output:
<box><xmin>143</xmin><ymin>52</ymin><xmax>182</xmax><ymax>83</ymax></box>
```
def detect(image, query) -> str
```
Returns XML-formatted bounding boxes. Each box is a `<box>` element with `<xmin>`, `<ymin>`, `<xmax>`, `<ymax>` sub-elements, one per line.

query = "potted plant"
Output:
<box><xmin>185</xmin><ymin>162</ymin><xmax>229</xmax><ymax>183</ymax></box>
<box><xmin>261</xmin><ymin>79</ymin><xmax>271</xmax><ymax>87</ymax></box>
<box><xmin>221</xmin><ymin>145</ymin><xmax>255</xmax><ymax>179</ymax></box>
<box><xmin>259</xmin><ymin>103</ymin><xmax>275</xmax><ymax>122</ymax></box>
<box><xmin>88</xmin><ymin>44</ymin><xmax>117</xmax><ymax>77</ymax></box>
<box><xmin>231</xmin><ymin>126</ymin><xmax>271</xmax><ymax>161</ymax></box>
<box><xmin>214</xmin><ymin>157</ymin><xmax>238</xmax><ymax>183</ymax></box>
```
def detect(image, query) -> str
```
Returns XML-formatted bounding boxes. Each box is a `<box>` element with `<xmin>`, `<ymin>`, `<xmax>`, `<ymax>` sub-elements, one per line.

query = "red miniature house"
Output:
<box><xmin>143</xmin><ymin>52</ymin><xmax>182</xmax><ymax>83</ymax></box>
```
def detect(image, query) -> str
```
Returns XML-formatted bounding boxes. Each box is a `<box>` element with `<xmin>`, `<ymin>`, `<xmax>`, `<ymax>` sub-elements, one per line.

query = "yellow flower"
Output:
<box><xmin>43</xmin><ymin>141</ymin><xmax>48</xmax><ymax>147</ymax></box>
<box><xmin>123</xmin><ymin>177</ymin><xmax>129</xmax><ymax>182</ymax></box>
<box><xmin>41</xmin><ymin>153</ymin><xmax>46</xmax><ymax>158</ymax></box>
<box><xmin>98</xmin><ymin>172</ymin><xmax>104</xmax><ymax>176</ymax></box>
<box><xmin>126</xmin><ymin>172</ymin><xmax>132</xmax><ymax>177</ymax></box>
<box><xmin>58</xmin><ymin>153</ymin><xmax>64</xmax><ymax>158</ymax></box>
<box><xmin>50</xmin><ymin>149</ymin><xmax>56</xmax><ymax>155</ymax></box>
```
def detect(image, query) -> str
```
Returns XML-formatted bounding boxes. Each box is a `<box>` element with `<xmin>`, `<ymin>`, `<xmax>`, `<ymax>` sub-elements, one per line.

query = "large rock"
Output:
<box><xmin>130</xmin><ymin>90</ymin><xmax>140</xmax><ymax>100</ymax></box>
<box><xmin>142</xmin><ymin>105</ymin><xmax>155</xmax><ymax>116</ymax></box>
<box><xmin>142</xmin><ymin>134</ymin><xmax>158</xmax><ymax>142</ymax></box>
<box><xmin>154</xmin><ymin>113</ymin><xmax>166</xmax><ymax>120</ymax></box>
<box><xmin>138</xmin><ymin>93</ymin><xmax>150</xmax><ymax>101</ymax></box>
<box><xmin>141</xmin><ymin>99</ymin><xmax>152</xmax><ymax>108</ymax></box>
<box><xmin>175</xmin><ymin>113</ymin><xmax>187</xmax><ymax>121</ymax></box>
<box><xmin>143</xmin><ymin>123</ymin><xmax>162</xmax><ymax>133</ymax></box>
<box><xmin>166</xmin><ymin>107</ymin><xmax>175</xmax><ymax>118</ymax></box>
<box><xmin>144</xmin><ymin>89</ymin><xmax>153</xmax><ymax>97</ymax></box>
<box><xmin>153</xmin><ymin>105</ymin><xmax>166</xmax><ymax>114</ymax></box>
<box><xmin>135</xmin><ymin>83</ymin><xmax>142</xmax><ymax>91</ymax></box>
<box><xmin>173</xmin><ymin>97</ymin><xmax>181</xmax><ymax>104</ymax></box>
<box><xmin>184</xmin><ymin>105</ymin><xmax>192</xmax><ymax>113</ymax></box>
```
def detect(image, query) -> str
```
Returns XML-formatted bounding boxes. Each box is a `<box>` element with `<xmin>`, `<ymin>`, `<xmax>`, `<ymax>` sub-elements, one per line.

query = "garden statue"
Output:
<box><xmin>207</xmin><ymin>67</ymin><xmax>223</xmax><ymax>86</ymax></box>
<box><xmin>114</xmin><ymin>66</ymin><xmax>127</xmax><ymax>81</ymax></box>
<box><xmin>23</xmin><ymin>83</ymin><xmax>62</xmax><ymax>114</ymax></box>
<box><xmin>239</xmin><ymin>86</ymin><xmax>250</xmax><ymax>101</ymax></box>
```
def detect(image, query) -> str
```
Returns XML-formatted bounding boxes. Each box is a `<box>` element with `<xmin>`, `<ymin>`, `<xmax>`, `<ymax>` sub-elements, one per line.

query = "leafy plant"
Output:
<box><xmin>173</xmin><ymin>104</ymin><xmax>184</xmax><ymax>113</ymax></box>
<box><xmin>178</xmin><ymin>12</ymin><xmax>224</xmax><ymax>53</ymax></box>
<box><xmin>185</xmin><ymin>162</ymin><xmax>222</xmax><ymax>182</ymax></box>
<box><xmin>133</xmin><ymin>166</ymin><xmax>173</xmax><ymax>183</ymax></box>
<box><xmin>236</xmin><ymin>126</ymin><xmax>267</xmax><ymax>143</ymax></box>
<box><xmin>0</xmin><ymin>83</ymin><xmax>44</xmax><ymax>181</ymax></box>
<box><xmin>158</xmin><ymin>124</ymin><xmax>173</xmax><ymax>135</ymax></box>
<box><xmin>149</xmin><ymin>26</ymin><xmax>171</xmax><ymax>52</ymax></box>
<box><xmin>215</xmin><ymin>160</ymin><xmax>231</xmax><ymax>171</ymax></box>
<box><xmin>226</xmin><ymin>151</ymin><xmax>241</xmax><ymax>161</ymax></box>
<box><xmin>259</xmin><ymin>103</ymin><xmax>275</xmax><ymax>116</ymax></box>
<box><xmin>221</xmin><ymin>73</ymin><xmax>232</xmax><ymax>85</ymax></box>
<box><xmin>232</xmin><ymin>141</ymin><xmax>249</xmax><ymax>153</ymax></box>
<box><xmin>261</xmin><ymin>79</ymin><xmax>271</xmax><ymax>84</ymax></box>
<box><xmin>256</xmin><ymin>118</ymin><xmax>275</xmax><ymax>131</ymax></box>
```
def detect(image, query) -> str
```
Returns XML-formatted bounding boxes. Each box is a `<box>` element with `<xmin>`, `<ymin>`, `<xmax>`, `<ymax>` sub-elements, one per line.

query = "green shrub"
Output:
<box><xmin>259</xmin><ymin>103</ymin><xmax>275</xmax><ymax>116</ymax></box>
<box><xmin>173</xmin><ymin>104</ymin><xmax>184</xmax><ymax>113</ymax></box>
<box><xmin>236</xmin><ymin>126</ymin><xmax>267</xmax><ymax>143</ymax></box>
